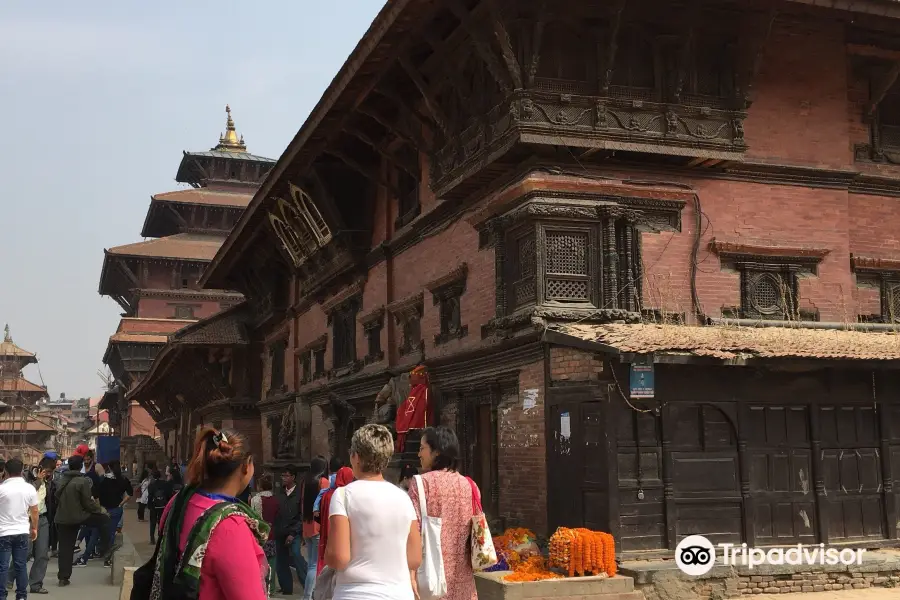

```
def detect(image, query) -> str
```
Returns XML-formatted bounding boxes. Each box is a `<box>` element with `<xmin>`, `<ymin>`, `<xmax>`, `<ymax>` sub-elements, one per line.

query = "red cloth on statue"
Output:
<box><xmin>395</xmin><ymin>373</ymin><xmax>430</xmax><ymax>453</ymax></box>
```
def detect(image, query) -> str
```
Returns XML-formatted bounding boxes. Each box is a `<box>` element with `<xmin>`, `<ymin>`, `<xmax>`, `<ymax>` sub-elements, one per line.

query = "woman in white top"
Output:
<box><xmin>137</xmin><ymin>469</ymin><xmax>150</xmax><ymax>522</ymax></box>
<box><xmin>326</xmin><ymin>424</ymin><xmax>422</xmax><ymax>600</ymax></box>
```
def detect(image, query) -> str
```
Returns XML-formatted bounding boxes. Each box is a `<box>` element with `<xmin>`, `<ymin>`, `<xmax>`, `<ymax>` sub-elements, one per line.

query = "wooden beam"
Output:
<box><xmin>528</xmin><ymin>1</ymin><xmax>547</xmax><ymax>87</ymax></box>
<box><xmin>422</xmin><ymin>29</ymin><xmax>471</xmax><ymax>107</ymax></box>
<box><xmin>343</xmin><ymin>128</ymin><xmax>419</xmax><ymax>176</ymax></box>
<box><xmin>484</xmin><ymin>0</ymin><xmax>523</xmax><ymax>89</ymax></box>
<box><xmin>848</xmin><ymin>43</ymin><xmax>900</xmax><ymax>62</ymax></box>
<box><xmin>366</xmin><ymin>91</ymin><xmax>432</xmax><ymax>151</ymax></box>
<box><xmin>398</xmin><ymin>56</ymin><xmax>450</xmax><ymax>136</ymax></box>
<box><xmin>323</xmin><ymin>148</ymin><xmax>400</xmax><ymax>195</ymax></box>
<box><xmin>115</xmin><ymin>257</ymin><xmax>140</xmax><ymax>287</ymax></box>
<box><xmin>446</xmin><ymin>0</ymin><xmax>512</xmax><ymax>95</ymax></box>
<box><xmin>869</xmin><ymin>62</ymin><xmax>900</xmax><ymax>116</ymax></box>
<box><xmin>601</xmin><ymin>0</ymin><xmax>627</xmax><ymax>94</ymax></box>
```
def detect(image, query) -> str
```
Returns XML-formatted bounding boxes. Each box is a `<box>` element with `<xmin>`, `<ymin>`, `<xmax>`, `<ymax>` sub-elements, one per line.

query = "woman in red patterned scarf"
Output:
<box><xmin>316</xmin><ymin>466</ymin><xmax>353</xmax><ymax>576</ymax></box>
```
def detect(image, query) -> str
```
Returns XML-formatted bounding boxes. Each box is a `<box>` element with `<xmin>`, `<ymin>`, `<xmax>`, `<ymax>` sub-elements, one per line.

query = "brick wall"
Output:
<box><xmin>549</xmin><ymin>347</ymin><xmax>604</xmax><ymax>383</ymax></box>
<box><xmin>497</xmin><ymin>361</ymin><xmax>547</xmax><ymax>533</ymax></box>
<box><xmin>743</xmin><ymin>17</ymin><xmax>851</xmax><ymax>168</ymax></box>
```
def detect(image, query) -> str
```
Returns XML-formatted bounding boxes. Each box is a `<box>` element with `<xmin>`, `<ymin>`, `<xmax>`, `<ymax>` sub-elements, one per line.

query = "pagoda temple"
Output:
<box><xmin>98</xmin><ymin>106</ymin><xmax>275</xmax><ymax>469</ymax></box>
<box><xmin>0</xmin><ymin>325</ymin><xmax>68</xmax><ymax>462</ymax></box>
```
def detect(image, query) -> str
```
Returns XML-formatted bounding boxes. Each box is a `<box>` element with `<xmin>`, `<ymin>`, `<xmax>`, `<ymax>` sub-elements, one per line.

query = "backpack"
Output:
<box><xmin>150</xmin><ymin>483</ymin><xmax>170</xmax><ymax>509</ymax></box>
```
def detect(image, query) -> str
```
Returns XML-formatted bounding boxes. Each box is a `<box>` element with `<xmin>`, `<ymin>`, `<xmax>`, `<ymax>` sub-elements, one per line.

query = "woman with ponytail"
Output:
<box><xmin>147</xmin><ymin>427</ymin><xmax>269</xmax><ymax>600</ymax></box>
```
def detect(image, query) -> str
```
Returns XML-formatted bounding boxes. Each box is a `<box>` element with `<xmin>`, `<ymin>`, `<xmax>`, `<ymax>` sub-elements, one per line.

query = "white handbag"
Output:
<box><xmin>414</xmin><ymin>475</ymin><xmax>447</xmax><ymax>599</ymax></box>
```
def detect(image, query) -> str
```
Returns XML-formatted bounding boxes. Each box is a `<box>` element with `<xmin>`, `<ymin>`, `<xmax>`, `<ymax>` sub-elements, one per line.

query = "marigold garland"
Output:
<box><xmin>548</xmin><ymin>527</ymin><xmax>616</xmax><ymax>577</ymax></box>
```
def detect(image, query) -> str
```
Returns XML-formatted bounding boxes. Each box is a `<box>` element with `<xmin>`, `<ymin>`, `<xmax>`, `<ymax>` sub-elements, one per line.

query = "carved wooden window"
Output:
<box><xmin>331</xmin><ymin>298</ymin><xmax>359</xmax><ymax>370</ymax></box>
<box><xmin>396</xmin><ymin>159</ymin><xmax>421</xmax><ymax>230</ymax></box>
<box><xmin>300</xmin><ymin>351</ymin><xmax>312</xmax><ymax>385</ymax></box>
<box><xmin>507</xmin><ymin>231</ymin><xmax>537</xmax><ymax>311</ymax></box>
<box><xmin>361</xmin><ymin>310</ymin><xmax>384</xmax><ymax>365</ymax></box>
<box><xmin>430</xmin><ymin>265</ymin><xmax>468</xmax><ymax>346</ymax></box>
<box><xmin>883</xmin><ymin>280</ymin><xmax>900</xmax><ymax>323</ymax></box>
<box><xmin>542</xmin><ymin>227</ymin><xmax>596</xmax><ymax>305</ymax></box>
<box><xmin>173</xmin><ymin>305</ymin><xmax>194</xmax><ymax>319</ymax></box>
<box><xmin>269</xmin><ymin>340</ymin><xmax>286</xmax><ymax>392</ymax></box>
<box><xmin>879</xmin><ymin>90</ymin><xmax>900</xmax><ymax>153</ymax></box>
<box><xmin>389</xmin><ymin>293</ymin><xmax>424</xmax><ymax>358</ymax></box>
<box><xmin>268</xmin><ymin>183</ymin><xmax>333</xmax><ymax>268</ymax></box>
<box><xmin>313</xmin><ymin>345</ymin><xmax>326</xmax><ymax>378</ymax></box>
<box><xmin>739</xmin><ymin>266</ymin><xmax>798</xmax><ymax>321</ymax></box>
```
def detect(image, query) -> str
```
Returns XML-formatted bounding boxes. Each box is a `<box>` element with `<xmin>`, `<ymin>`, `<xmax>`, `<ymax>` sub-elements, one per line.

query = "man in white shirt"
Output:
<box><xmin>0</xmin><ymin>458</ymin><xmax>38</xmax><ymax>600</ymax></box>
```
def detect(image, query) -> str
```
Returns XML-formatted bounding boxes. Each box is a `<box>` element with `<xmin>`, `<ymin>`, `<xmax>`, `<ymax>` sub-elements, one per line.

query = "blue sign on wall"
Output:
<box><xmin>96</xmin><ymin>436</ymin><xmax>121</xmax><ymax>465</ymax></box>
<box><xmin>630</xmin><ymin>355</ymin><xmax>655</xmax><ymax>399</ymax></box>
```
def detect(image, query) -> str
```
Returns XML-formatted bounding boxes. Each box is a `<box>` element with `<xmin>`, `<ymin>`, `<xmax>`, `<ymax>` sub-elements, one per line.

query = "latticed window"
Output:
<box><xmin>509</xmin><ymin>232</ymin><xmax>537</xmax><ymax>310</ymax></box>
<box><xmin>543</xmin><ymin>229</ymin><xmax>592</xmax><ymax>304</ymax></box>
<box><xmin>740</xmin><ymin>268</ymin><xmax>797</xmax><ymax>320</ymax></box>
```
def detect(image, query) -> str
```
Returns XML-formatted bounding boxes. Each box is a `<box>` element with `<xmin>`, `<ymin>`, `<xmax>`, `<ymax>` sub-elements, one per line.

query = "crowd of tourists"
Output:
<box><xmin>124</xmin><ymin>423</ymin><xmax>482</xmax><ymax>600</ymax></box>
<box><xmin>0</xmin><ymin>442</ymin><xmax>151</xmax><ymax>597</ymax></box>
<box><xmin>0</xmin><ymin>422</ymin><xmax>485</xmax><ymax>600</ymax></box>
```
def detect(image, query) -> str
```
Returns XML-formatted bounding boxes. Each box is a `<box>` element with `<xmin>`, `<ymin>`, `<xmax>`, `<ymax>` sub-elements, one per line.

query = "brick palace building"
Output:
<box><xmin>132</xmin><ymin>0</ymin><xmax>900</xmax><ymax>554</ymax></box>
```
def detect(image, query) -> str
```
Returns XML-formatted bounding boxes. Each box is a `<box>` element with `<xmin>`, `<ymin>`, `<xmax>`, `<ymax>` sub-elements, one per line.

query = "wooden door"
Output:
<box><xmin>459</xmin><ymin>392</ymin><xmax>499</xmax><ymax>522</ymax></box>
<box><xmin>819</xmin><ymin>404</ymin><xmax>885</xmax><ymax>541</ymax></box>
<box><xmin>745</xmin><ymin>405</ymin><xmax>816</xmax><ymax>544</ymax></box>
<box><xmin>547</xmin><ymin>388</ymin><xmax>610</xmax><ymax>536</ymax></box>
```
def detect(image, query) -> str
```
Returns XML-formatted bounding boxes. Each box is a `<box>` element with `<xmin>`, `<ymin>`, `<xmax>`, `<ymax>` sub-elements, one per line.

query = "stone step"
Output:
<box><xmin>476</xmin><ymin>573</ymin><xmax>639</xmax><ymax>600</ymax></box>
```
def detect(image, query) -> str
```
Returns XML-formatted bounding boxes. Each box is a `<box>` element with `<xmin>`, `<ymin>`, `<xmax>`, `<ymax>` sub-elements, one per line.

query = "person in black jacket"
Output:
<box><xmin>146</xmin><ymin>470</ymin><xmax>171</xmax><ymax>545</ymax></box>
<box><xmin>273</xmin><ymin>466</ymin><xmax>307</xmax><ymax>595</ymax></box>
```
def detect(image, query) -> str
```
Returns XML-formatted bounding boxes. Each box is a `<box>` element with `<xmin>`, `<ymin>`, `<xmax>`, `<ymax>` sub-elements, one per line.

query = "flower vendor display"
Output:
<box><xmin>549</xmin><ymin>527</ymin><xmax>616</xmax><ymax>577</ymax></box>
<box><xmin>488</xmin><ymin>528</ymin><xmax>562</xmax><ymax>582</ymax></box>
<box><xmin>481</xmin><ymin>526</ymin><xmax>617</xmax><ymax>582</ymax></box>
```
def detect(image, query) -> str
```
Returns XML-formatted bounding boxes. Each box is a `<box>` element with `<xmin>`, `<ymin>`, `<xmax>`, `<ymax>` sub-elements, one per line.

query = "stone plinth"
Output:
<box><xmin>475</xmin><ymin>572</ymin><xmax>642</xmax><ymax>600</ymax></box>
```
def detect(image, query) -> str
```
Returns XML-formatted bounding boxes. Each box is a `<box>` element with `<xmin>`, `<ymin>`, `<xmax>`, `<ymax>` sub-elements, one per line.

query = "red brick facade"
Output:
<box><xmin>193</xmin><ymin>1</ymin><xmax>900</xmax><ymax>534</ymax></box>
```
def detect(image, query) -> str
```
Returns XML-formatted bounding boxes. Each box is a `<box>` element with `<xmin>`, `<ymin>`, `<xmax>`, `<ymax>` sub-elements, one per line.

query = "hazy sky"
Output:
<box><xmin>0</xmin><ymin>2</ymin><xmax>385</xmax><ymax>399</ymax></box>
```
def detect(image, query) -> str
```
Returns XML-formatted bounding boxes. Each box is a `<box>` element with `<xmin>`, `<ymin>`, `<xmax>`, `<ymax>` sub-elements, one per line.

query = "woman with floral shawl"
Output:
<box><xmin>316</xmin><ymin>466</ymin><xmax>353</xmax><ymax>577</ymax></box>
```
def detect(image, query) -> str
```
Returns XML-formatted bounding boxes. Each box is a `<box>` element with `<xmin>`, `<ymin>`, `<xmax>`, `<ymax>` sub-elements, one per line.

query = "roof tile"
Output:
<box><xmin>106</xmin><ymin>233</ymin><xmax>225</xmax><ymax>261</ymax></box>
<box><xmin>554</xmin><ymin>323</ymin><xmax>900</xmax><ymax>361</ymax></box>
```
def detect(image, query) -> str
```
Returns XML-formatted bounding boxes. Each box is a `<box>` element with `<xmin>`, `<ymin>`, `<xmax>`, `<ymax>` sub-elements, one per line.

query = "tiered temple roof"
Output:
<box><xmin>0</xmin><ymin>325</ymin><xmax>48</xmax><ymax>403</ymax></box>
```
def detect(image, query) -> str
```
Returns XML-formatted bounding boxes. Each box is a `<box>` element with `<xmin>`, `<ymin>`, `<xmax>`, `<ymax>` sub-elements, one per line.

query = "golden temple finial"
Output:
<box><xmin>3</xmin><ymin>325</ymin><xmax>10</xmax><ymax>343</ymax></box>
<box><xmin>213</xmin><ymin>104</ymin><xmax>248</xmax><ymax>152</ymax></box>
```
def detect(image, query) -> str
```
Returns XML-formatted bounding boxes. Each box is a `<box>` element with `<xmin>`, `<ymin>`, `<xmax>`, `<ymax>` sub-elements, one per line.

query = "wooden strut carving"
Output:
<box><xmin>276</xmin><ymin>404</ymin><xmax>297</xmax><ymax>458</ymax></box>
<box><xmin>673</xmin><ymin>0</ymin><xmax>702</xmax><ymax>103</ymax></box>
<box><xmin>358</xmin><ymin>105</ymin><xmax>429</xmax><ymax>154</ymax></box>
<box><xmin>399</xmin><ymin>57</ymin><xmax>450</xmax><ymax>137</ymax></box>
<box><xmin>446</xmin><ymin>0</ymin><xmax>512</xmax><ymax>95</ymax></box>
<box><xmin>869</xmin><ymin>63</ymin><xmax>900</xmax><ymax>117</ymax></box>
<box><xmin>484</xmin><ymin>0</ymin><xmax>523</xmax><ymax>90</ymax></box>
<box><xmin>323</xmin><ymin>148</ymin><xmax>400</xmax><ymax>195</ymax></box>
<box><xmin>344</xmin><ymin>128</ymin><xmax>418</xmax><ymax>177</ymax></box>
<box><xmin>736</xmin><ymin>3</ymin><xmax>778</xmax><ymax>108</ymax></box>
<box><xmin>602</xmin><ymin>0</ymin><xmax>626</xmax><ymax>94</ymax></box>
<box><xmin>528</xmin><ymin>1</ymin><xmax>547</xmax><ymax>88</ymax></box>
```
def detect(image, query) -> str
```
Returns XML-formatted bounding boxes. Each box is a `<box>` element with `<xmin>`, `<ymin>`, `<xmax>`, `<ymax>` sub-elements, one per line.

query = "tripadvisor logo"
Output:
<box><xmin>675</xmin><ymin>535</ymin><xmax>866</xmax><ymax>576</ymax></box>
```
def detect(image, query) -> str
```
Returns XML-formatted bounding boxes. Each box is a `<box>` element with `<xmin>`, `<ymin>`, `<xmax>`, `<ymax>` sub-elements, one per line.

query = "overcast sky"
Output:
<box><xmin>0</xmin><ymin>2</ymin><xmax>384</xmax><ymax>399</ymax></box>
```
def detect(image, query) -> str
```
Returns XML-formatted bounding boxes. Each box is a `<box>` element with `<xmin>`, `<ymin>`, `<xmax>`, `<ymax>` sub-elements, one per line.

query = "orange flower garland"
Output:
<box><xmin>548</xmin><ymin>527</ymin><xmax>617</xmax><ymax>577</ymax></box>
